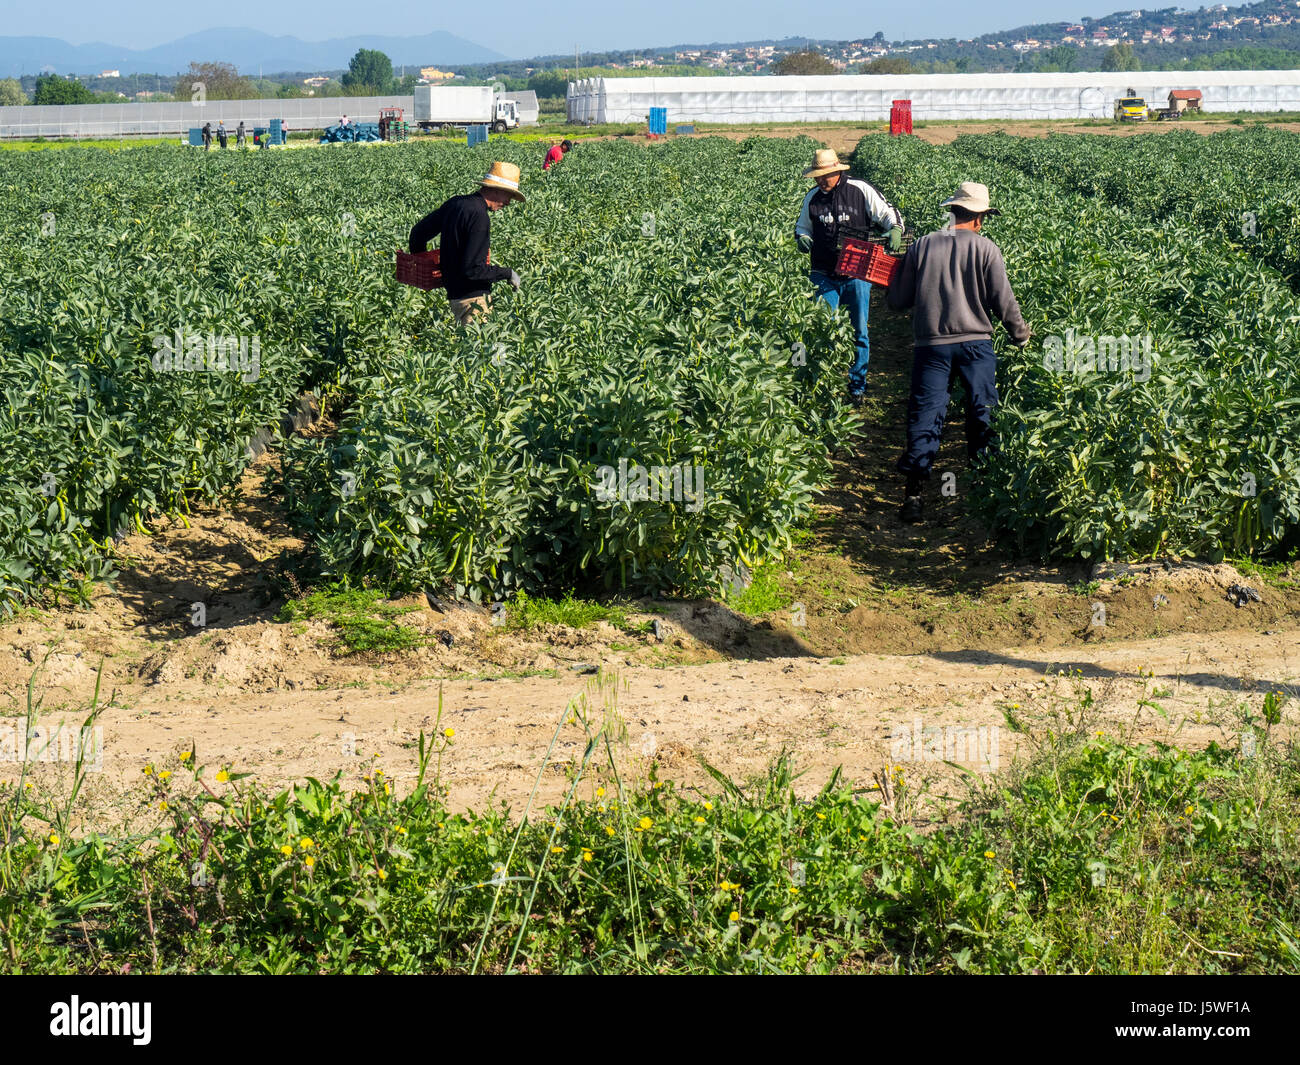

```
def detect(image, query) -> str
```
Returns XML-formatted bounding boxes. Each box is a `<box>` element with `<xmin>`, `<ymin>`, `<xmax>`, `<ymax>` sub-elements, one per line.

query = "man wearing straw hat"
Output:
<box><xmin>794</xmin><ymin>148</ymin><xmax>904</xmax><ymax>407</ymax></box>
<box><xmin>408</xmin><ymin>161</ymin><xmax>525</xmax><ymax>325</ymax></box>
<box><xmin>886</xmin><ymin>181</ymin><xmax>1030</xmax><ymax>524</ymax></box>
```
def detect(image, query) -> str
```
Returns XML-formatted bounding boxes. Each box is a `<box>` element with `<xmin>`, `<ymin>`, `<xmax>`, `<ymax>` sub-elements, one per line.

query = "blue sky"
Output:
<box><xmin>24</xmin><ymin>1</ymin><xmax>1106</xmax><ymax>59</ymax></box>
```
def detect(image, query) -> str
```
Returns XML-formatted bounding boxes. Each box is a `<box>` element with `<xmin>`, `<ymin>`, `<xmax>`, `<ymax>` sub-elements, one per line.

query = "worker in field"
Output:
<box><xmin>408</xmin><ymin>161</ymin><xmax>524</xmax><ymax>325</ymax></box>
<box><xmin>217</xmin><ymin>121</ymin><xmax>228</xmax><ymax>149</ymax></box>
<box><xmin>544</xmin><ymin>140</ymin><xmax>574</xmax><ymax>170</ymax></box>
<box><xmin>202</xmin><ymin>121</ymin><xmax>212</xmax><ymax>151</ymax></box>
<box><xmin>236</xmin><ymin>120</ymin><xmax>246</xmax><ymax>148</ymax></box>
<box><xmin>794</xmin><ymin>148</ymin><xmax>904</xmax><ymax>407</ymax></box>
<box><xmin>886</xmin><ymin>182</ymin><xmax>1031</xmax><ymax>524</ymax></box>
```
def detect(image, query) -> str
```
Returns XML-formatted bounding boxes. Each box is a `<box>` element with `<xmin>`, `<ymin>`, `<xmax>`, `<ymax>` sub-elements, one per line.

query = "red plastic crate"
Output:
<box><xmin>395</xmin><ymin>249</ymin><xmax>442</xmax><ymax>290</ymax></box>
<box><xmin>834</xmin><ymin>238</ymin><xmax>901</xmax><ymax>286</ymax></box>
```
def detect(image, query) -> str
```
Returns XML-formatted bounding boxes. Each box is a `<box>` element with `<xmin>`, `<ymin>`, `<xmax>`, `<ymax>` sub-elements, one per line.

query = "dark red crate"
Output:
<box><xmin>395</xmin><ymin>249</ymin><xmax>442</xmax><ymax>290</ymax></box>
<box><xmin>834</xmin><ymin>238</ymin><xmax>901</xmax><ymax>286</ymax></box>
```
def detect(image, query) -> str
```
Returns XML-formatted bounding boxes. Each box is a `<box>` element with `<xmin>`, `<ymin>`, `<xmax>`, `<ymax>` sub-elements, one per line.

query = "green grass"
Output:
<box><xmin>275</xmin><ymin>585</ymin><xmax>423</xmax><ymax>654</ymax></box>
<box><xmin>726</xmin><ymin>565</ymin><xmax>791</xmax><ymax>617</ymax></box>
<box><xmin>504</xmin><ymin>590</ymin><xmax>650</xmax><ymax>634</ymax></box>
<box><xmin>3</xmin><ymin>675</ymin><xmax>1296</xmax><ymax>973</ymax></box>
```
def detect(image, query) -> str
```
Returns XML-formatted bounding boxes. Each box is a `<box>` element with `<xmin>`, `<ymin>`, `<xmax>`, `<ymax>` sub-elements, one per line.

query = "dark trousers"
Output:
<box><xmin>898</xmin><ymin>339</ymin><xmax>998</xmax><ymax>489</ymax></box>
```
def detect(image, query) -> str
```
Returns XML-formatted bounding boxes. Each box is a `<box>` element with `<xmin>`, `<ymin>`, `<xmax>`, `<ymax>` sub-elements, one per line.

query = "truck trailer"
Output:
<box><xmin>413</xmin><ymin>86</ymin><xmax>520</xmax><ymax>133</ymax></box>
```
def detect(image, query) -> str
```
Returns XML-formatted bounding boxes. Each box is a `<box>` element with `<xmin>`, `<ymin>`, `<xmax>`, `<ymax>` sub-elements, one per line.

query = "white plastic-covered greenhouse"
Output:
<box><xmin>566</xmin><ymin>71</ymin><xmax>1300</xmax><ymax>124</ymax></box>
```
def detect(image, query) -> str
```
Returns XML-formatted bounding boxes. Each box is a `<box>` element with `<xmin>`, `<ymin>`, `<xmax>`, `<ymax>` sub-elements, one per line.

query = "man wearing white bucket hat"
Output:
<box><xmin>886</xmin><ymin>181</ymin><xmax>1031</xmax><ymax>524</ymax></box>
<box><xmin>408</xmin><ymin>161</ymin><xmax>525</xmax><ymax>324</ymax></box>
<box><xmin>794</xmin><ymin>148</ymin><xmax>904</xmax><ymax>406</ymax></box>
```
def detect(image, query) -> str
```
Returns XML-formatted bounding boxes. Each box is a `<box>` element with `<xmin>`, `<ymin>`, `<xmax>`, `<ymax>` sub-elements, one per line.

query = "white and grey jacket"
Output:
<box><xmin>795</xmin><ymin>177</ymin><xmax>903</xmax><ymax>275</ymax></box>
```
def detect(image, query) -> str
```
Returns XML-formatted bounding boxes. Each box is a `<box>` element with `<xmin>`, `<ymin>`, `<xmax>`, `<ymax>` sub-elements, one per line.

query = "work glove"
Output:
<box><xmin>887</xmin><ymin>225</ymin><xmax>905</xmax><ymax>254</ymax></box>
<box><xmin>796</xmin><ymin>233</ymin><xmax>813</xmax><ymax>254</ymax></box>
<box><xmin>507</xmin><ymin>270</ymin><xmax>521</xmax><ymax>291</ymax></box>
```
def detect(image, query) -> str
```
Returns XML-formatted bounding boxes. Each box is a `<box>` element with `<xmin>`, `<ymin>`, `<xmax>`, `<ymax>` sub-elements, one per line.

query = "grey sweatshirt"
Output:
<box><xmin>885</xmin><ymin>228</ymin><xmax>1030</xmax><ymax>347</ymax></box>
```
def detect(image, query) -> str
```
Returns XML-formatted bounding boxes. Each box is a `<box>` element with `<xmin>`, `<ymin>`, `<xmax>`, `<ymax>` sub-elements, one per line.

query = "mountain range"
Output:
<box><xmin>0</xmin><ymin>27</ymin><xmax>505</xmax><ymax>78</ymax></box>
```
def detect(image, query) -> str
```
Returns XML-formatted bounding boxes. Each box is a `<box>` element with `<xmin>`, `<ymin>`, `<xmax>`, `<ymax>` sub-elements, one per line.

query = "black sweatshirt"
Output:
<box><xmin>408</xmin><ymin>192</ymin><xmax>512</xmax><ymax>301</ymax></box>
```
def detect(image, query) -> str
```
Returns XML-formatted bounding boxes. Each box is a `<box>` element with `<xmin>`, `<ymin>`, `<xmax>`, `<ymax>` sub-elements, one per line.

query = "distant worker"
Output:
<box><xmin>408</xmin><ymin>161</ymin><xmax>525</xmax><ymax>325</ymax></box>
<box><xmin>236</xmin><ymin>120</ymin><xmax>245</xmax><ymax>148</ymax></box>
<box><xmin>544</xmin><ymin>140</ymin><xmax>574</xmax><ymax>170</ymax></box>
<box><xmin>886</xmin><ymin>182</ymin><xmax>1031</xmax><ymax>524</ymax></box>
<box><xmin>379</xmin><ymin>115</ymin><xmax>388</xmax><ymax>141</ymax></box>
<box><xmin>201</xmin><ymin>121</ymin><xmax>212</xmax><ymax>151</ymax></box>
<box><xmin>794</xmin><ymin>148</ymin><xmax>904</xmax><ymax>407</ymax></box>
<box><xmin>217</xmin><ymin>121</ymin><xmax>227</xmax><ymax>149</ymax></box>
<box><xmin>340</xmin><ymin>114</ymin><xmax>350</xmax><ymax>128</ymax></box>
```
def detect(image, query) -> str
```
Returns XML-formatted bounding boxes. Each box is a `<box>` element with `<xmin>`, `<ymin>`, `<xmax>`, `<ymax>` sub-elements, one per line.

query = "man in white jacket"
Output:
<box><xmin>795</xmin><ymin>148</ymin><xmax>904</xmax><ymax>406</ymax></box>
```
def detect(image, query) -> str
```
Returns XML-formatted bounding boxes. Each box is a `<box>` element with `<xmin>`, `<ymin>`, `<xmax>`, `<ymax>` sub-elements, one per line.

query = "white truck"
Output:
<box><xmin>413</xmin><ymin>86</ymin><xmax>520</xmax><ymax>133</ymax></box>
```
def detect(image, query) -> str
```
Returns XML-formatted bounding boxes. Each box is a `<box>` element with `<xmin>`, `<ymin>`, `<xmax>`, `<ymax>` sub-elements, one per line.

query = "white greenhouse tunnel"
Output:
<box><xmin>566</xmin><ymin>71</ymin><xmax>1300</xmax><ymax>124</ymax></box>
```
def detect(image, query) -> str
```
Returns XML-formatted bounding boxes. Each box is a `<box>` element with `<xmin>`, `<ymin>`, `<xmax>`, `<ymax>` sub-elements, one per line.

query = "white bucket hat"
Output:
<box><xmin>941</xmin><ymin>181</ymin><xmax>1000</xmax><ymax>216</ymax></box>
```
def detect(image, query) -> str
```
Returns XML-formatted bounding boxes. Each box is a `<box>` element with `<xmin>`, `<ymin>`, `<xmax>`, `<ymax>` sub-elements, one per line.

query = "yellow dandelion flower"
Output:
<box><xmin>159</xmin><ymin>801</ymin><xmax>168</xmax><ymax>811</ymax></box>
<box><xmin>816</xmin><ymin>812</ymin><xmax>826</xmax><ymax>821</ymax></box>
<box><xmin>395</xmin><ymin>825</ymin><xmax>408</xmax><ymax>835</ymax></box>
<box><xmin>984</xmin><ymin>850</ymin><xmax>995</xmax><ymax>859</ymax></box>
<box><xmin>158</xmin><ymin>770</ymin><xmax>171</xmax><ymax>781</ymax></box>
<box><xmin>304</xmin><ymin>855</ymin><xmax>315</xmax><ymax>868</ymax></box>
<box><xmin>300</xmin><ymin>837</ymin><xmax>315</xmax><ymax>850</ymax></box>
<box><xmin>179</xmin><ymin>751</ymin><xmax>192</xmax><ymax>763</ymax></box>
<box><xmin>1184</xmin><ymin>805</ymin><xmax>1194</xmax><ymax>815</ymax></box>
<box><xmin>443</xmin><ymin>727</ymin><xmax>455</xmax><ymax>739</ymax></box>
<box><xmin>582</xmin><ymin>849</ymin><xmax>593</xmax><ymax>862</ymax></box>
<box><xmin>144</xmin><ymin>764</ymin><xmax>154</xmax><ymax>776</ymax></box>
<box><xmin>703</xmin><ymin>801</ymin><xmax>713</xmax><ymax>811</ymax></box>
<box><xmin>280</xmin><ymin>845</ymin><xmax>293</xmax><ymax>856</ymax></box>
<box><xmin>551</xmin><ymin>845</ymin><xmax>564</xmax><ymax>854</ymax></box>
<box><xmin>694</xmin><ymin>816</ymin><xmax>706</xmax><ymax>824</ymax></box>
<box><xmin>376</xmin><ymin>869</ymin><xmax>387</xmax><ymax>880</ymax></box>
<box><xmin>639</xmin><ymin>816</ymin><xmax>652</xmax><ymax>830</ymax></box>
<box><xmin>596</xmin><ymin>787</ymin><xmax>606</xmax><ymax>798</ymax></box>
<box><xmin>789</xmin><ymin>886</ymin><xmax>800</xmax><ymax>894</ymax></box>
<box><xmin>215</xmin><ymin>769</ymin><xmax>229</xmax><ymax>783</ymax></box>
<box><xmin>729</xmin><ymin>911</ymin><xmax>740</xmax><ymax>922</ymax></box>
<box><xmin>48</xmin><ymin>833</ymin><xmax>60</xmax><ymax>846</ymax></box>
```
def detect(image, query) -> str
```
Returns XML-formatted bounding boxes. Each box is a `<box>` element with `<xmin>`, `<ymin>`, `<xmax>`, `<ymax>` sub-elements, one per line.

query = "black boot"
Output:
<box><xmin>901</xmin><ymin>473</ymin><xmax>924</xmax><ymax>524</ymax></box>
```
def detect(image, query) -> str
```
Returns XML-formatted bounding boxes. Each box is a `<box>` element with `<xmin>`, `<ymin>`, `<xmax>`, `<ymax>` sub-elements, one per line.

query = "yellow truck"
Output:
<box><xmin>1113</xmin><ymin>95</ymin><xmax>1148</xmax><ymax>122</ymax></box>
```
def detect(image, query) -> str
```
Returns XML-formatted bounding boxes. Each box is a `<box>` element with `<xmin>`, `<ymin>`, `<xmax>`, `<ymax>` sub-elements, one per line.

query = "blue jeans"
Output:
<box><xmin>897</xmin><ymin>340</ymin><xmax>999</xmax><ymax>481</ymax></box>
<box><xmin>811</xmin><ymin>272</ymin><xmax>871</xmax><ymax>395</ymax></box>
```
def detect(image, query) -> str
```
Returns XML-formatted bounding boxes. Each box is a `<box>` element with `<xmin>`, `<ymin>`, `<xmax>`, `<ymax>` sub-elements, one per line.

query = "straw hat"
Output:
<box><xmin>941</xmin><ymin>181</ymin><xmax>1001</xmax><ymax>216</ymax></box>
<box><xmin>480</xmin><ymin>161</ymin><xmax>526</xmax><ymax>203</ymax></box>
<box><xmin>803</xmin><ymin>148</ymin><xmax>850</xmax><ymax>179</ymax></box>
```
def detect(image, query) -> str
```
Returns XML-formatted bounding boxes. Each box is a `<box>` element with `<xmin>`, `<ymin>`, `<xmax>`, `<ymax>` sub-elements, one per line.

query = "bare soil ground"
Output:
<box><xmin>669</xmin><ymin>117</ymin><xmax>1300</xmax><ymax>156</ymax></box>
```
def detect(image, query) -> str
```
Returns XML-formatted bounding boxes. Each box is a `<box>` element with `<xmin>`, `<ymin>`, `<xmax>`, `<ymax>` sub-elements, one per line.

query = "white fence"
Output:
<box><xmin>0</xmin><ymin>95</ymin><xmax>416</xmax><ymax>139</ymax></box>
<box><xmin>567</xmin><ymin>71</ymin><xmax>1300</xmax><ymax>124</ymax></box>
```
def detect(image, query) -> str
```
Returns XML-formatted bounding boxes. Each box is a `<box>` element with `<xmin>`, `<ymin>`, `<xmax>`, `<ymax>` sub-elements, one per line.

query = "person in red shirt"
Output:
<box><xmin>544</xmin><ymin>140</ymin><xmax>573</xmax><ymax>170</ymax></box>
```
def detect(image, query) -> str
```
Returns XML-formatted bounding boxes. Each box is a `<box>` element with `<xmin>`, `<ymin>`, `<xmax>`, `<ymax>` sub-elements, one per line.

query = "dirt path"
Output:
<box><xmin>19</xmin><ymin>628</ymin><xmax>1297</xmax><ymax>822</ymax></box>
<box><xmin>662</xmin><ymin>118</ymin><xmax>1300</xmax><ymax>155</ymax></box>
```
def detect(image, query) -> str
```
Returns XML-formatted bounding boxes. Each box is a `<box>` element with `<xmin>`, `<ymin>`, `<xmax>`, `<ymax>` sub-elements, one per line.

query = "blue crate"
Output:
<box><xmin>467</xmin><ymin>123</ymin><xmax>489</xmax><ymax>146</ymax></box>
<box><xmin>675</xmin><ymin>124</ymin><xmax>695</xmax><ymax>135</ymax></box>
<box><xmin>648</xmin><ymin>107</ymin><xmax>667</xmax><ymax>135</ymax></box>
<box><xmin>187</xmin><ymin>128</ymin><xmax>203</xmax><ymax>146</ymax></box>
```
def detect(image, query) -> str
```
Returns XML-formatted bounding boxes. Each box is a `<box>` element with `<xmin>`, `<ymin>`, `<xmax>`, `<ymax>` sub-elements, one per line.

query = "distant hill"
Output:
<box><xmin>0</xmin><ymin>27</ymin><xmax>505</xmax><ymax>78</ymax></box>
